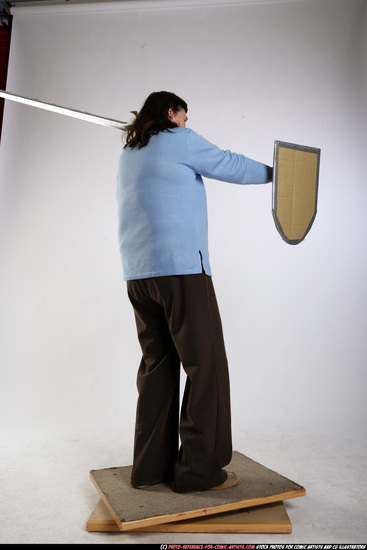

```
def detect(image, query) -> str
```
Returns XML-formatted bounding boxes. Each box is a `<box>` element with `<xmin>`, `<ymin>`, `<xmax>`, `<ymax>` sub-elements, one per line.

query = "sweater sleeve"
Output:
<box><xmin>186</xmin><ymin>129</ymin><xmax>273</xmax><ymax>184</ymax></box>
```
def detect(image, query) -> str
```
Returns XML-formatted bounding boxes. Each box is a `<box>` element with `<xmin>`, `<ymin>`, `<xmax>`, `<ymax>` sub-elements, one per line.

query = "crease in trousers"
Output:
<box><xmin>127</xmin><ymin>272</ymin><xmax>232</xmax><ymax>493</ymax></box>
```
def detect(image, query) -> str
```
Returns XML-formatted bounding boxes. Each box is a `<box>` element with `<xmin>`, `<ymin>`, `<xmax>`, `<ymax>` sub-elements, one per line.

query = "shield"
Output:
<box><xmin>272</xmin><ymin>141</ymin><xmax>321</xmax><ymax>245</ymax></box>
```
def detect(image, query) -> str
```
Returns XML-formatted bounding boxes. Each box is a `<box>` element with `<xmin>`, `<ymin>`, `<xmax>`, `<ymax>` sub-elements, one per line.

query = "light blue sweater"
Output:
<box><xmin>117</xmin><ymin>127</ymin><xmax>271</xmax><ymax>281</ymax></box>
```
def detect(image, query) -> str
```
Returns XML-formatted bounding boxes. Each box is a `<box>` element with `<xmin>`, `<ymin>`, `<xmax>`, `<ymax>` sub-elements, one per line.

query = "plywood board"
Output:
<box><xmin>89</xmin><ymin>451</ymin><xmax>305</xmax><ymax>531</ymax></box>
<box><xmin>87</xmin><ymin>499</ymin><xmax>292</xmax><ymax>533</ymax></box>
<box><xmin>272</xmin><ymin>140</ymin><xmax>320</xmax><ymax>245</ymax></box>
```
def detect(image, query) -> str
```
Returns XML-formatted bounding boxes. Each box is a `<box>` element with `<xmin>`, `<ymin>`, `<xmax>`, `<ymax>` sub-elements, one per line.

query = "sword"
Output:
<box><xmin>0</xmin><ymin>89</ymin><xmax>128</xmax><ymax>130</ymax></box>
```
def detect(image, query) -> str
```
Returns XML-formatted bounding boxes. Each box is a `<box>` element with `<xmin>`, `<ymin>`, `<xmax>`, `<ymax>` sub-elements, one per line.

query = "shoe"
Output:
<box><xmin>208</xmin><ymin>471</ymin><xmax>238</xmax><ymax>491</ymax></box>
<box><xmin>132</xmin><ymin>479</ymin><xmax>165</xmax><ymax>489</ymax></box>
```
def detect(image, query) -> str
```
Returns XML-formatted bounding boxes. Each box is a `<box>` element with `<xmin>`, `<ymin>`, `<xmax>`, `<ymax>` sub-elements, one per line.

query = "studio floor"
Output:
<box><xmin>1</xmin><ymin>425</ymin><xmax>366</xmax><ymax>544</ymax></box>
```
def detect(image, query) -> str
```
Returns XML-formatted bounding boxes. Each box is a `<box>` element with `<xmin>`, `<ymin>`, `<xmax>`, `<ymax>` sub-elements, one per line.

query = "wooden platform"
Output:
<box><xmin>87</xmin><ymin>498</ymin><xmax>292</xmax><ymax>533</ymax></box>
<box><xmin>89</xmin><ymin>451</ymin><xmax>305</xmax><ymax>532</ymax></box>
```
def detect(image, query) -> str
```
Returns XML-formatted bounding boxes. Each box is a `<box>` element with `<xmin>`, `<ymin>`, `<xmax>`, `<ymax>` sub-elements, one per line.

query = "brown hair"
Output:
<box><xmin>123</xmin><ymin>91</ymin><xmax>188</xmax><ymax>149</ymax></box>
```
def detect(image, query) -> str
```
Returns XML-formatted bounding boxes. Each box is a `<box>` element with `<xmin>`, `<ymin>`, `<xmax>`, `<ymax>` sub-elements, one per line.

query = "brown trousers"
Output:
<box><xmin>127</xmin><ymin>273</ymin><xmax>232</xmax><ymax>492</ymax></box>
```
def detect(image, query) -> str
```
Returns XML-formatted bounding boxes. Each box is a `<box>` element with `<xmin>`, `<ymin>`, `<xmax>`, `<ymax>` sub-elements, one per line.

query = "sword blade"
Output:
<box><xmin>0</xmin><ymin>89</ymin><xmax>127</xmax><ymax>130</ymax></box>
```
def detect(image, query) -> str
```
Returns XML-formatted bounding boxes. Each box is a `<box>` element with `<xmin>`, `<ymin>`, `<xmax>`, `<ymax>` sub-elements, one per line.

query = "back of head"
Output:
<box><xmin>124</xmin><ymin>91</ymin><xmax>188</xmax><ymax>149</ymax></box>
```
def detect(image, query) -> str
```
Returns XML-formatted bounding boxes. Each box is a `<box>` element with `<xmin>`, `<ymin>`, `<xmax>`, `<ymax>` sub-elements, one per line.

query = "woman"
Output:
<box><xmin>116</xmin><ymin>91</ymin><xmax>272</xmax><ymax>493</ymax></box>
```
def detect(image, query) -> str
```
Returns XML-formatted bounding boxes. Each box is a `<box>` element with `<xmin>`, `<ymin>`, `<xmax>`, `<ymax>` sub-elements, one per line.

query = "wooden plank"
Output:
<box><xmin>87</xmin><ymin>499</ymin><xmax>292</xmax><ymax>533</ymax></box>
<box><xmin>89</xmin><ymin>451</ymin><xmax>305</xmax><ymax>531</ymax></box>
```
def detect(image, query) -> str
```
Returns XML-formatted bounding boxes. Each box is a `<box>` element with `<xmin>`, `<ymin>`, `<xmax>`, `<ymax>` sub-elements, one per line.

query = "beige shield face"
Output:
<box><xmin>272</xmin><ymin>141</ymin><xmax>320</xmax><ymax>245</ymax></box>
